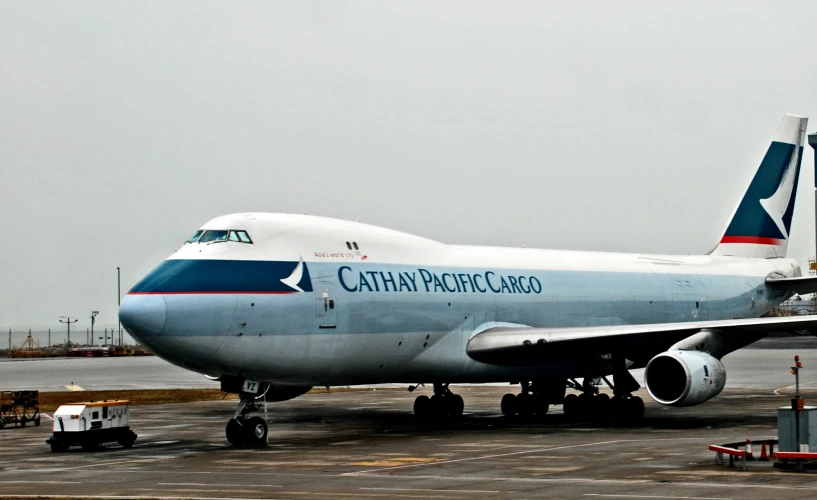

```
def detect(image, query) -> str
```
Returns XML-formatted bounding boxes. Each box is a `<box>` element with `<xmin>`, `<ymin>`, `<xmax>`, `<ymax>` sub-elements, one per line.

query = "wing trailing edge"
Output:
<box><xmin>466</xmin><ymin>316</ymin><xmax>817</xmax><ymax>366</ymax></box>
<box><xmin>765</xmin><ymin>275</ymin><xmax>817</xmax><ymax>296</ymax></box>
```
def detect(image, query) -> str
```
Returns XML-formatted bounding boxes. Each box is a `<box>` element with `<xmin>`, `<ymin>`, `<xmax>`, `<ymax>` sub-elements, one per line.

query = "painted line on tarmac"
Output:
<box><xmin>342</xmin><ymin>437</ymin><xmax>709</xmax><ymax>475</ymax></box>
<box><xmin>361</xmin><ymin>487</ymin><xmax>500</xmax><ymax>494</ymax></box>
<box><xmin>0</xmin><ymin>481</ymin><xmax>81</xmax><ymax>485</ymax></box>
<box><xmin>158</xmin><ymin>482</ymin><xmax>281</xmax><ymax>488</ymax></box>
<box><xmin>0</xmin><ymin>496</ymin><xmax>284</xmax><ymax>500</ymax></box>
<box><xmin>379</xmin><ymin>473</ymin><xmax>817</xmax><ymax>492</ymax></box>
<box><xmin>773</xmin><ymin>380</ymin><xmax>817</xmax><ymax>395</ymax></box>
<box><xmin>585</xmin><ymin>495</ymin><xmax>728</xmax><ymax>500</ymax></box>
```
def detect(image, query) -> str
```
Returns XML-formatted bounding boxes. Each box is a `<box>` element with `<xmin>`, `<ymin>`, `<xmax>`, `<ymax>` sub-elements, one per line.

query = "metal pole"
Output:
<box><xmin>48</xmin><ymin>329</ymin><xmax>51</xmax><ymax>348</ymax></box>
<box><xmin>60</xmin><ymin>317</ymin><xmax>78</xmax><ymax>347</ymax></box>
<box><xmin>8</xmin><ymin>329</ymin><xmax>10</xmax><ymax>350</ymax></box>
<box><xmin>117</xmin><ymin>266</ymin><xmax>121</xmax><ymax>346</ymax></box>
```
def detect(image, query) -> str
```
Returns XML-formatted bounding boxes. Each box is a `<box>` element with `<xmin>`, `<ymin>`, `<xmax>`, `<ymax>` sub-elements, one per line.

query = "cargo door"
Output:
<box><xmin>313</xmin><ymin>281</ymin><xmax>337</xmax><ymax>329</ymax></box>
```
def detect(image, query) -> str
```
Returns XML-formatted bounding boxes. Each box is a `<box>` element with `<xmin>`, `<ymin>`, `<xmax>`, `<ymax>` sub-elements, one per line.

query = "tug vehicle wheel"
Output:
<box><xmin>50</xmin><ymin>442</ymin><xmax>68</xmax><ymax>453</ymax></box>
<box><xmin>226</xmin><ymin>418</ymin><xmax>247</xmax><ymax>447</ymax></box>
<box><xmin>118</xmin><ymin>437</ymin><xmax>135</xmax><ymax>449</ymax></box>
<box><xmin>245</xmin><ymin>416</ymin><xmax>268</xmax><ymax>447</ymax></box>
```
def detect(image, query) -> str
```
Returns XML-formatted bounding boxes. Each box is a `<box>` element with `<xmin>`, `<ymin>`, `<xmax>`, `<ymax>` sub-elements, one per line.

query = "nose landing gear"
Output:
<box><xmin>226</xmin><ymin>388</ymin><xmax>269</xmax><ymax>447</ymax></box>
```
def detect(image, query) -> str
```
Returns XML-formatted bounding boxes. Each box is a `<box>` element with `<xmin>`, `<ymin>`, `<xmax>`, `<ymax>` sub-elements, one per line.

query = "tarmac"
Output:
<box><xmin>1</xmin><ymin>338</ymin><xmax>817</xmax><ymax>499</ymax></box>
<box><xmin>2</xmin><ymin>337</ymin><xmax>817</xmax><ymax>392</ymax></box>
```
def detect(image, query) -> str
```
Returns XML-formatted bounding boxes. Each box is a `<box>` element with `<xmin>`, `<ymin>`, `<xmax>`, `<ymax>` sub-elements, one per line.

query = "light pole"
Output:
<box><xmin>59</xmin><ymin>316</ymin><xmax>78</xmax><ymax>347</ymax></box>
<box><xmin>117</xmin><ymin>266</ymin><xmax>121</xmax><ymax>346</ymax></box>
<box><xmin>90</xmin><ymin>311</ymin><xmax>99</xmax><ymax>346</ymax></box>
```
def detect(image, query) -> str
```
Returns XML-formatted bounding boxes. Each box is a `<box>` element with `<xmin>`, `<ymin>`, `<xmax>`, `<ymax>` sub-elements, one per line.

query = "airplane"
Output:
<box><xmin>120</xmin><ymin>114</ymin><xmax>817</xmax><ymax>447</ymax></box>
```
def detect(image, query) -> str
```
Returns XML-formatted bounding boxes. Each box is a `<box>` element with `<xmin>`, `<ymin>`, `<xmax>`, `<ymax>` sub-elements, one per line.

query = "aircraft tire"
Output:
<box><xmin>448</xmin><ymin>394</ymin><xmax>465</xmax><ymax>419</ymax></box>
<box><xmin>226</xmin><ymin>418</ymin><xmax>247</xmax><ymax>446</ymax></box>
<box><xmin>430</xmin><ymin>394</ymin><xmax>447</xmax><ymax>418</ymax></box>
<box><xmin>576</xmin><ymin>393</ymin><xmax>593</xmax><ymax>416</ymax></box>
<box><xmin>245</xmin><ymin>416</ymin><xmax>268</xmax><ymax>447</ymax></box>
<box><xmin>413</xmin><ymin>395</ymin><xmax>432</xmax><ymax>419</ymax></box>
<box><xmin>592</xmin><ymin>393</ymin><xmax>610</xmax><ymax>418</ymax></box>
<box><xmin>628</xmin><ymin>396</ymin><xmax>645</xmax><ymax>420</ymax></box>
<box><xmin>516</xmin><ymin>393</ymin><xmax>534</xmax><ymax>417</ymax></box>
<box><xmin>534</xmin><ymin>397</ymin><xmax>549</xmax><ymax>416</ymax></box>
<box><xmin>500</xmin><ymin>393</ymin><xmax>517</xmax><ymax>417</ymax></box>
<box><xmin>562</xmin><ymin>394</ymin><xmax>578</xmax><ymax>418</ymax></box>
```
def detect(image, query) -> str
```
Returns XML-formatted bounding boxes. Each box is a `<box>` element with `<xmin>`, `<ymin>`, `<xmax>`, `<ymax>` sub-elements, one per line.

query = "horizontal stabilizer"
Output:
<box><xmin>766</xmin><ymin>275</ymin><xmax>817</xmax><ymax>296</ymax></box>
<box><xmin>466</xmin><ymin>315</ymin><xmax>817</xmax><ymax>366</ymax></box>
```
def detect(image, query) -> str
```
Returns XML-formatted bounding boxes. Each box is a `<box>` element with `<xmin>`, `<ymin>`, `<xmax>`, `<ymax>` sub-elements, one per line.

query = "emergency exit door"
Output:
<box><xmin>314</xmin><ymin>281</ymin><xmax>336</xmax><ymax>329</ymax></box>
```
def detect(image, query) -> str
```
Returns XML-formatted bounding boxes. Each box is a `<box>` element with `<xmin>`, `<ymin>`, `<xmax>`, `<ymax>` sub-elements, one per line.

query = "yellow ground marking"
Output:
<box><xmin>64</xmin><ymin>384</ymin><xmax>85</xmax><ymax>391</ymax></box>
<box><xmin>351</xmin><ymin>457</ymin><xmax>439</xmax><ymax>467</ymax></box>
<box><xmin>516</xmin><ymin>466</ymin><xmax>585</xmax><ymax>473</ymax></box>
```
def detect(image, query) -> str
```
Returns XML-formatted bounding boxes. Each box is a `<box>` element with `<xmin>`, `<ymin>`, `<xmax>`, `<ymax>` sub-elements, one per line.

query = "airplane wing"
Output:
<box><xmin>466</xmin><ymin>315</ymin><xmax>817</xmax><ymax>366</ymax></box>
<box><xmin>766</xmin><ymin>276</ymin><xmax>817</xmax><ymax>296</ymax></box>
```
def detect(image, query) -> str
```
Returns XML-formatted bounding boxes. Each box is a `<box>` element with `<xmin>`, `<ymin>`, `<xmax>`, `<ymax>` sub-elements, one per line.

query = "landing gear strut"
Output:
<box><xmin>413</xmin><ymin>383</ymin><xmax>464</xmax><ymax>420</ymax></box>
<box><xmin>226</xmin><ymin>387</ymin><xmax>269</xmax><ymax>447</ymax></box>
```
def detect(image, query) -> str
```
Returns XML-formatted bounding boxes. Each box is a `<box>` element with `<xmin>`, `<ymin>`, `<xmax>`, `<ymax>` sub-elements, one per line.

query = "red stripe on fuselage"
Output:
<box><xmin>719</xmin><ymin>236</ymin><xmax>785</xmax><ymax>245</ymax></box>
<box><xmin>127</xmin><ymin>291</ymin><xmax>297</xmax><ymax>295</ymax></box>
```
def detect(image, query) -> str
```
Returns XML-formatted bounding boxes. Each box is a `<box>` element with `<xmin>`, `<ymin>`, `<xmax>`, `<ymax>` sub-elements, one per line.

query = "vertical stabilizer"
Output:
<box><xmin>712</xmin><ymin>114</ymin><xmax>808</xmax><ymax>258</ymax></box>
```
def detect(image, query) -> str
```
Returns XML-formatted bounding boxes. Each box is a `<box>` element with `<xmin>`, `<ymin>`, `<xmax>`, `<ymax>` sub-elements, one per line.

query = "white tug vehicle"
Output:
<box><xmin>46</xmin><ymin>400</ymin><xmax>137</xmax><ymax>452</ymax></box>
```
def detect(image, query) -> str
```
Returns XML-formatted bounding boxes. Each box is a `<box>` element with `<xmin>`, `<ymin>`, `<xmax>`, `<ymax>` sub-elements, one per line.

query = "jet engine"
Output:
<box><xmin>644</xmin><ymin>350</ymin><xmax>726</xmax><ymax>407</ymax></box>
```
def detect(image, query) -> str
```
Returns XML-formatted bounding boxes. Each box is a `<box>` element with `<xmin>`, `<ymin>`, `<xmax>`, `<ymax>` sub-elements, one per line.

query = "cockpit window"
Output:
<box><xmin>199</xmin><ymin>230</ymin><xmax>229</xmax><ymax>243</ymax></box>
<box><xmin>236</xmin><ymin>230</ymin><xmax>252</xmax><ymax>243</ymax></box>
<box><xmin>228</xmin><ymin>231</ymin><xmax>240</xmax><ymax>242</ymax></box>
<box><xmin>185</xmin><ymin>230</ymin><xmax>203</xmax><ymax>244</ymax></box>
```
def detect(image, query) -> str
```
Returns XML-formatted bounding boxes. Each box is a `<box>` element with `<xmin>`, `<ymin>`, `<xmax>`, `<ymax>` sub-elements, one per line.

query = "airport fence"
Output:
<box><xmin>1</xmin><ymin>325</ymin><xmax>132</xmax><ymax>352</ymax></box>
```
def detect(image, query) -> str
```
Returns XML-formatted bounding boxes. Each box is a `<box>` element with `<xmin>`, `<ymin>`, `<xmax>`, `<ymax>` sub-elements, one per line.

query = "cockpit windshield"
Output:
<box><xmin>199</xmin><ymin>230</ymin><xmax>230</xmax><ymax>243</ymax></box>
<box><xmin>185</xmin><ymin>230</ymin><xmax>203</xmax><ymax>244</ymax></box>
<box><xmin>193</xmin><ymin>229</ymin><xmax>253</xmax><ymax>244</ymax></box>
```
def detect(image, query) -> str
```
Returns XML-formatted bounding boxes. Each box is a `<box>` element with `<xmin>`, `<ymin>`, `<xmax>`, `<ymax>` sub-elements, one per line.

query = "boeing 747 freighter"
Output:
<box><xmin>120</xmin><ymin>114</ymin><xmax>817</xmax><ymax>446</ymax></box>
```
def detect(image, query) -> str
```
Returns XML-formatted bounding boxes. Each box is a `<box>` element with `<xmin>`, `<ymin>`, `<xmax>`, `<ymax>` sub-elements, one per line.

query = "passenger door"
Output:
<box><xmin>314</xmin><ymin>281</ymin><xmax>337</xmax><ymax>329</ymax></box>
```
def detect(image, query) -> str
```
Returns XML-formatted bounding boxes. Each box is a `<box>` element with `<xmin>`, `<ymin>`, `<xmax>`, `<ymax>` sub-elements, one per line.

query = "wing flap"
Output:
<box><xmin>466</xmin><ymin>315</ymin><xmax>817</xmax><ymax>366</ymax></box>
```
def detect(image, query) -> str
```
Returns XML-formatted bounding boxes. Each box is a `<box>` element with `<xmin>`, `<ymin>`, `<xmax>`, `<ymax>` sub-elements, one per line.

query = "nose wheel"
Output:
<box><xmin>226</xmin><ymin>387</ymin><xmax>270</xmax><ymax>447</ymax></box>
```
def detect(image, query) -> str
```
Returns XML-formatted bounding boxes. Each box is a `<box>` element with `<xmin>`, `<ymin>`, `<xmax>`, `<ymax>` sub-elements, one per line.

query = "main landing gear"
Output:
<box><xmin>561</xmin><ymin>378</ymin><xmax>644</xmax><ymax>422</ymax></box>
<box><xmin>500</xmin><ymin>381</ymin><xmax>551</xmax><ymax>417</ymax></box>
<box><xmin>413</xmin><ymin>383</ymin><xmax>464</xmax><ymax>420</ymax></box>
<box><xmin>226</xmin><ymin>389</ymin><xmax>269</xmax><ymax>447</ymax></box>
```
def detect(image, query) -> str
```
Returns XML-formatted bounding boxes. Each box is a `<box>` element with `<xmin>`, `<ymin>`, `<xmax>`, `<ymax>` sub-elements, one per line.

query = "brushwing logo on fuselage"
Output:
<box><xmin>281</xmin><ymin>258</ymin><xmax>306</xmax><ymax>292</ymax></box>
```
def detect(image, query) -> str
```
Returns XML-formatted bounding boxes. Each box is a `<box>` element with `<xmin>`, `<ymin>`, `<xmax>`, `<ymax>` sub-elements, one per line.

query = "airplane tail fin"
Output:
<box><xmin>711</xmin><ymin>114</ymin><xmax>808</xmax><ymax>258</ymax></box>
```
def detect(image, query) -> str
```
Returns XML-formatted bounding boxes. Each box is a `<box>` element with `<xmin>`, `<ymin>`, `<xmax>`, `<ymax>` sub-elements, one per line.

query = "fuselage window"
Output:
<box><xmin>353</xmin><ymin>242</ymin><xmax>359</xmax><ymax>250</ymax></box>
<box><xmin>185</xmin><ymin>230</ymin><xmax>203</xmax><ymax>244</ymax></box>
<box><xmin>346</xmin><ymin>242</ymin><xmax>352</xmax><ymax>250</ymax></box>
<box><xmin>199</xmin><ymin>230</ymin><xmax>229</xmax><ymax>243</ymax></box>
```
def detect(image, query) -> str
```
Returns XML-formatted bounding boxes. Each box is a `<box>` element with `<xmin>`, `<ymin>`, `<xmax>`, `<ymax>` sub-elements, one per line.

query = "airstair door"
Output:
<box><xmin>314</xmin><ymin>281</ymin><xmax>337</xmax><ymax>329</ymax></box>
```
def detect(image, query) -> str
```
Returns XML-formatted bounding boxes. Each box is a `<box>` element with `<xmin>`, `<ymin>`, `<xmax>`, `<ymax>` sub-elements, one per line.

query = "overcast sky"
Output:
<box><xmin>2</xmin><ymin>1</ymin><xmax>817</xmax><ymax>329</ymax></box>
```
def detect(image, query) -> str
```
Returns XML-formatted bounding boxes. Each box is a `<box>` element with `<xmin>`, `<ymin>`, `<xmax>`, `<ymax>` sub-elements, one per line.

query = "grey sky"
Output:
<box><xmin>2</xmin><ymin>1</ymin><xmax>817</xmax><ymax>329</ymax></box>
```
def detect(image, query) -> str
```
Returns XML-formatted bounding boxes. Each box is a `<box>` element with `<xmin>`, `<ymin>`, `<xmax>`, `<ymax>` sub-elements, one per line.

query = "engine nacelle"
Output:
<box><xmin>644</xmin><ymin>350</ymin><xmax>726</xmax><ymax>407</ymax></box>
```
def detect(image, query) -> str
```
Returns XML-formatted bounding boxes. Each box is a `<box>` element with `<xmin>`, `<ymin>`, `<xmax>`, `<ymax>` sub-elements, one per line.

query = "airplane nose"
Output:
<box><xmin>119</xmin><ymin>294</ymin><xmax>167</xmax><ymax>342</ymax></box>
